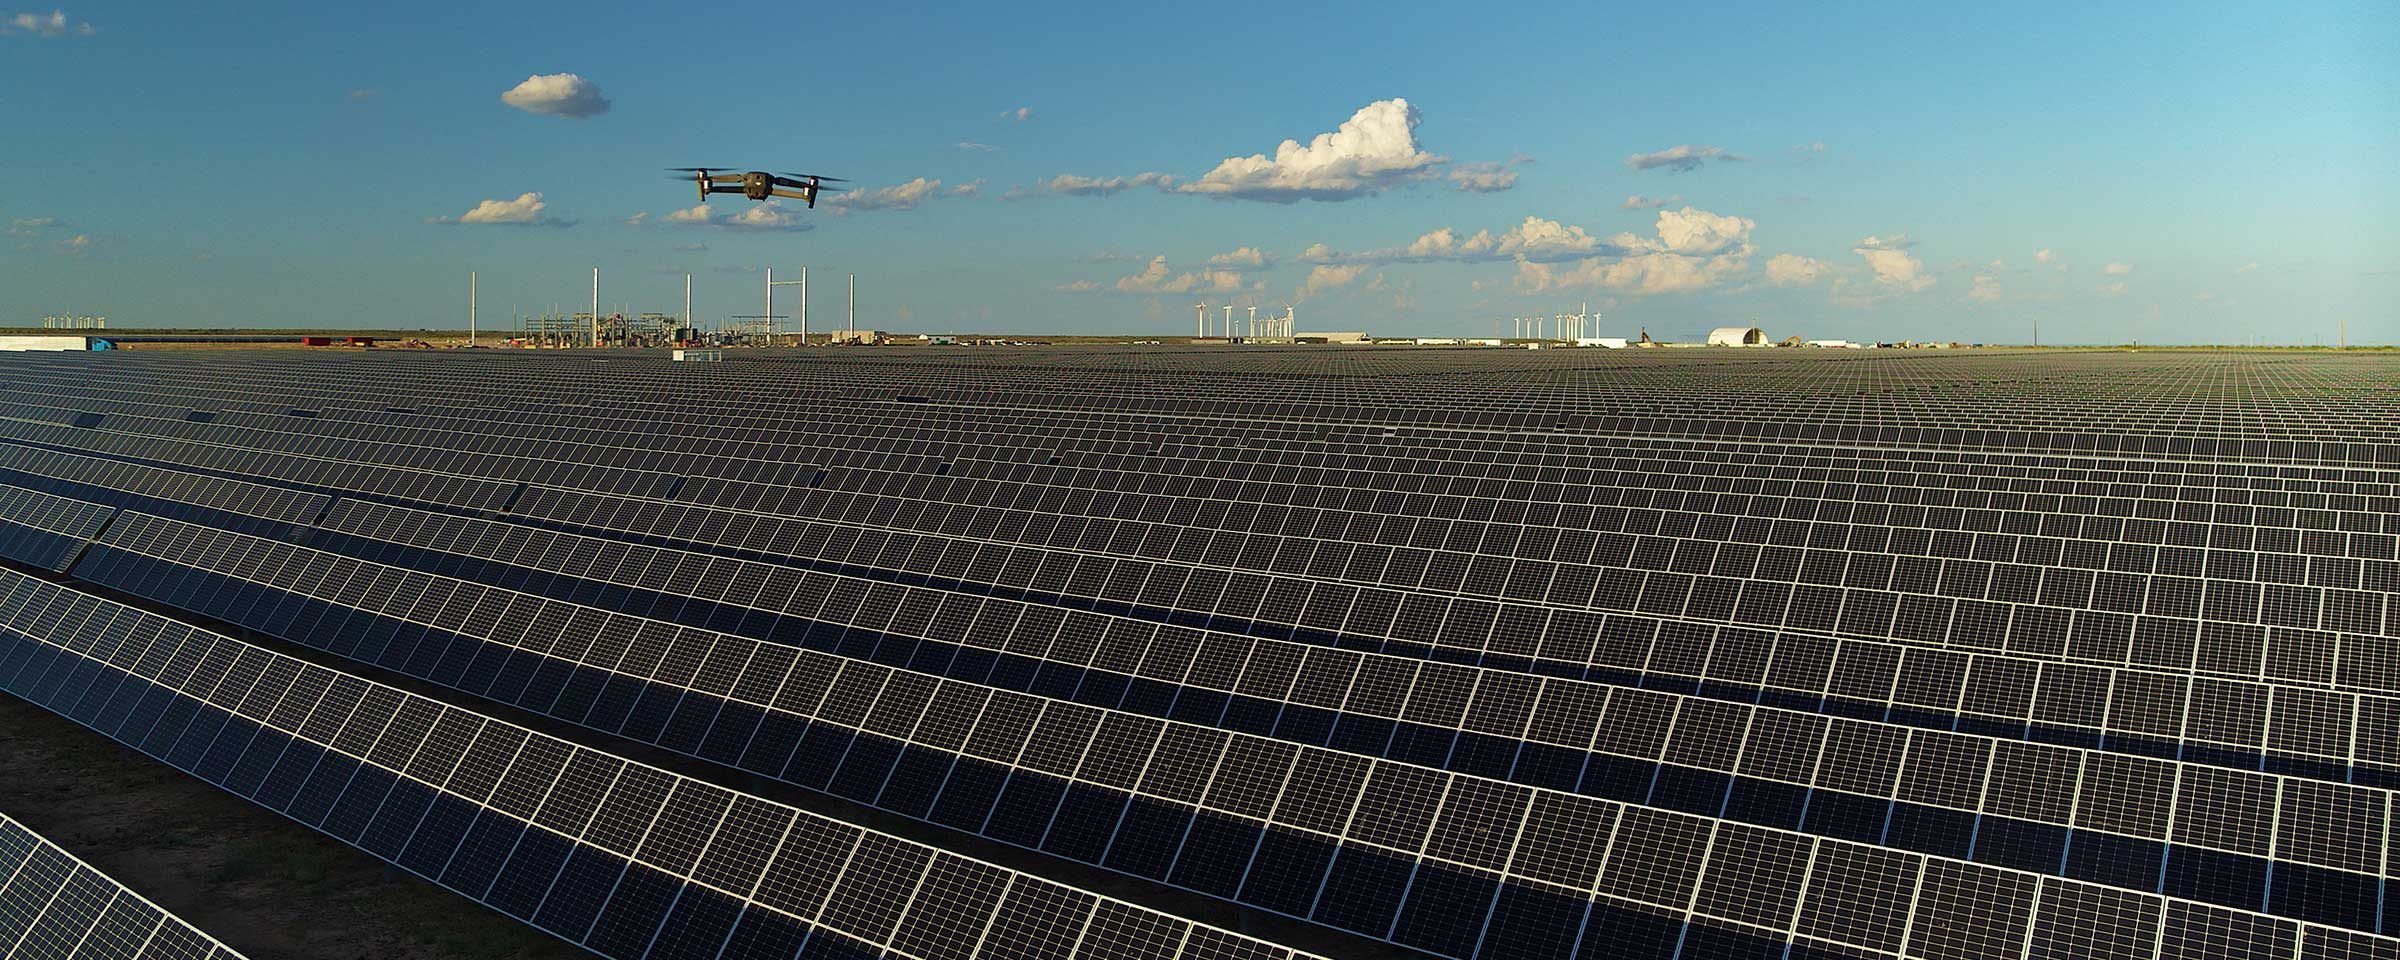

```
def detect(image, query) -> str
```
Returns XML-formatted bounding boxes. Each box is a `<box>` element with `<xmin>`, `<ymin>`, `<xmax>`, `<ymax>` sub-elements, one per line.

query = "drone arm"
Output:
<box><xmin>768</xmin><ymin>187</ymin><xmax>819</xmax><ymax>207</ymax></box>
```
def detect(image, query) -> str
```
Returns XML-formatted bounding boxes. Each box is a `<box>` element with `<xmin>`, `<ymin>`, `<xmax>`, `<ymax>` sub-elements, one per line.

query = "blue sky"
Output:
<box><xmin>3</xmin><ymin>1</ymin><xmax>2394</xmax><ymax>342</ymax></box>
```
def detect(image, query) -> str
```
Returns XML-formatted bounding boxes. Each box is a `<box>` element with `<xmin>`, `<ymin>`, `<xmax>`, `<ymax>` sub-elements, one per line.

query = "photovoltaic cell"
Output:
<box><xmin>0</xmin><ymin>810</ymin><xmax>247</xmax><ymax>959</ymax></box>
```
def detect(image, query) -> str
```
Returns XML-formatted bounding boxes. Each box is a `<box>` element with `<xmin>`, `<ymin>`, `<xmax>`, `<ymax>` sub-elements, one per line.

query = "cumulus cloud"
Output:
<box><xmin>2103</xmin><ymin>261</ymin><xmax>2133</xmax><ymax>275</ymax></box>
<box><xmin>1206</xmin><ymin>247</ymin><xmax>1274</xmax><ymax>271</ymax></box>
<box><xmin>947</xmin><ymin>180</ymin><xmax>984</xmax><ymax>198</ymax></box>
<box><xmin>1514</xmin><ymin>207</ymin><xmax>1758</xmax><ymax>296</ymax></box>
<box><xmin>426</xmin><ymin>192</ymin><xmax>572</xmax><ymax>227</ymax></box>
<box><xmin>1300</xmin><ymin>264</ymin><xmax>1369</xmax><ymax>299</ymax></box>
<box><xmin>2236</xmin><ymin>260</ymin><xmax>2260</xmax><ymax>274</ymax></box>
<box><xmin>1179</xmin><ymin>99</ymin><xmax>1445</xmax><ymax>202</ymax></box>
<box><xmin>2095</xmin><ymin>281</ymin><xmax>2127</xmax><ymax>298</ymax></box>
<box><xmin>1765</xmin><ymin>253</ymin><xmax>1832</xmax><ymax>287</ymax></box>
<box><xmin>1620</xmin><ymin>194</ymin><xmax>1680</xmax><ymax>210</ymax></box>
<box><xmin>1625</xmin><ymin>144</ymin><xmax>1741</xmax><ymax>172</ymax></box>
<box><xmin>1111</xmin><ymin>256</ymin><xmax>1247</xmax><ymax>294</ymax></box>
<box><xmin>1002</xmin><ymin>106</ymin><xmax>1032</xmax><ymax>122</ymax></box>
<box><xmin>1853</xmin><ymin>235</ymin><xmax>1932</xmax><ymax>292</ymax></box>
<box><xmin>4</xmin><ymin>10</ymin><xmax>92</xmax><ymax>37</ymax></box>
<box><xmin>1046</xmin><ymin>172</ymin><xmax>1177</xmax><ymax>195</ymax></box>
<box><xmin>2034</xmin><ymin>248</ymin><xmax>2066</xmax><ymax>271</ymax></box>
<box><xmin>500</xmin><ymin>73</ymin><xmax>609</xmax><ymax>119</ymax></box>
<box><xmin>1054</xmin><ymin>279</ymin><xmax>1101</xmax><ymax>293</ymax></box>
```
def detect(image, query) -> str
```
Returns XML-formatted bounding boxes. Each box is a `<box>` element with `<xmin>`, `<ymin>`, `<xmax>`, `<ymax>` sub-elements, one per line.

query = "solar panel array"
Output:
<box><xmin>0</xmin><ymin>811</ymin><xmax>247</xmax><ymax>959</ymax></box>
<box><xmin>0</xmin><ymin>344</ymin><xmax>2393</xmax><ymax>960</ymax></box>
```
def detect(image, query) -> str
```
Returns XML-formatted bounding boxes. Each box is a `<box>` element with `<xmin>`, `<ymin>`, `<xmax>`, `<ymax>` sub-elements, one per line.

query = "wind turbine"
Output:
<box><xmin>1222</xmin><ymin>304</ymin><xmax>1233</xmax><ymax>339</ymax></box>
<box><xmin>1195</xmin><ymin>302</ymin><xmax>1207</xmax><ymax>338</ymax></box>
<box><xmin>1246</xmin><ymin>305</ymin><xmax>1257</xmax><ymax>339</ymax></box>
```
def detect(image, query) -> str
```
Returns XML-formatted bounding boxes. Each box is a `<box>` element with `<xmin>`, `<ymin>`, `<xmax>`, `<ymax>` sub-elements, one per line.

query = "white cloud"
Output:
<box><xmin>499</xmin><ymin>73</ymin><xmax>609</xmax><ymax>119</ymax></box>
<box><xmin>825</xmin><ymin>177</ymin><xmax>946</xmax><ymax>213</ymax></box>
<box><xmin>2103</xmin><ymin>261</ymin><xmax>2133</xmax><ymax>275</ymax></box>
<box><xmin>1002</xmin><ymin>106</ymin><xmax>1032</xmax><ymax>122</ymax></box>
<box><xmin>4</xmin><ymin>10</ymin><xmax>92</xmax><ymax>37</ymax></box>
<box><xmin>52</xmin><ymin>233</ymin><xmax>91</xmax><ymax>255</ymax></box>
<box><xmin>1447</xmin><ymin>156</ymin><xmax>1525</xmax><ymax>193</ymax></box>
<box><xmin>1620</xmin><ymin>194</ymin><xmax>1681</xmax><ymax>210</ymax></box>
<box><xmin>1206</xmin><ymin>247</ymin><xmax>1274</xmax><ymax>271</ymax></box>
<box><xmin>948</xmin><ymin>179</ymin><xmax>984</xmax><ymax>198</ymax></box>
<box><xmin>7</xmin><ymin>216</ymin><xmax>66</xmax><ymax>237</ymax></box>
<box><xmin>1790</xmin><ymin>141</ymin><xmax>1827</xmax><ymax>161</ymax></box>
<box><xmin>1054</xmin><ymin>279</ymin><xmax>1101</xmax><ymax>293</ymax></box>
<box><xmin>2236</xmin><ymin>260</ymin><xmax>2260</xmax><ymax>274</ymax></box>
<box><xmin>1765</xmin><ymin>253</ymin><xmax>1832</xmax><ymax>287</ymax></box>
<box><xmin>1112</xmin><ymin>256</ymin><xmax>1246</xmax><ymax>294</ymax></box>
<box><xmin>1305</xmin><ymin>216</ymin><xmax>1607</xmax><ymax>266</ymax></box>
<box><xmin>623</xmin><ymin>211</ymin><xmax>649</xmax><ymax>226</ymax></box>
<box><xmin>1625</xmin><ymin>144</ymin><xmax>1741</xmax><ymax>172</ymax></box>
<box><xmin>1046</xmin><ymin>172</ymin><xmax>1177</xmax><ymax>196</ymax></box>
<box><xmin>426</xmin><ymin>192</ymin><xmax>571</xmax><ymax>227</ymax></box>
<box><xmin>1177</xmin><ymin>98</ymin><xmax>1445</xmax><ymax>202</ymax></box>
<box><xmin>1300</xmin><ymin>264</ymin><xmax>1369</xmax><ymax>299</ymax></box>
<box><xmin>348</xmin><ymin>88</ymin><xmax>378</xmax><ymax>101</ymax></box>
<box><xmin>660</xmin><ymin>201</ymin><xmax>811</xmax><ymax>231</ymax></box>
<box><xmin>956</xmin><ymin>140</ymin><xmax>997</xmax><ymax>152</ymax></box>
<box><xmin>2095</xmin><ymin>281</ymin><xmax>2127</xmax><ymax>298</ymax></box>
<box><xmin>1515</xmin><ymin>207</ymin><xmax>1758</xmax><ymax>296</ymax></box>
<box><xmin>2034</xmin><ymin>248</ymin><xmax>2066</xmax><ymax>271</ymax></box>
<box><xmin>1853</xmin><ymin>235</ymin><xmax>1933</xmax><ymax>292</ymax></box>
<box><xmin>1969</xmin><ymin>272</ymin><xmax>2003</xmax><ymax>304</ymax></box>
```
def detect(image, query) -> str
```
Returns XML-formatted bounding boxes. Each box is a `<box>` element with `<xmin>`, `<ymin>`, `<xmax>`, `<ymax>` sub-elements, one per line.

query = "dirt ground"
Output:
<box><xmin>0</xmin><ymin>695</ymin><xmax>580</xmax><ymax>960</ymax></box>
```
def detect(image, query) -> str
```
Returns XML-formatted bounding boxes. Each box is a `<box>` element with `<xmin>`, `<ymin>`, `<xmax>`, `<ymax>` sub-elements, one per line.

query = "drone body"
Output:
<box><xmin>671</xmin><ymin>168</ymin><xmax>848</xmax><ymax>208</ymax></box>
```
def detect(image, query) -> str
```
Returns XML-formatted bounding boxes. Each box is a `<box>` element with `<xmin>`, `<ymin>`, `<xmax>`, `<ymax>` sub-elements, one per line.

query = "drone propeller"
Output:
<box><xmin>779</xmin><ymin>173</ymin><xmax>850</xmax><ymax>182</ymax></box>
<box><xmin>667</xmin><ymin>167</ymin><xmax>733</xmax><ymax>173</ymax></box>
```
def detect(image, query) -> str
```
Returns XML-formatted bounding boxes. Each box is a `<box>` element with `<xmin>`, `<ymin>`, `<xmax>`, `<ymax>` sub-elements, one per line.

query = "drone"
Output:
<box><xmin>669</xmin><ymin>167</ymin><xmax>848</xmax><ymax>208</ymax></box>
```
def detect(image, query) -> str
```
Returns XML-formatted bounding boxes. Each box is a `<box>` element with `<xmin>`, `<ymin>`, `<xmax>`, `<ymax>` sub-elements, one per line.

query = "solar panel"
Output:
<box><xmin>0</xmin><ymin>811</ymin><xmax>245</xmax><ymax>959</ymax></box>
<box><xmin>2</xmin><ymin>346</ymin><xmax>2396</xmax><ymax>959</ymax></box>
<box><xmin>0</xmin><ymin>568</ymin><xmax>1323</xmax><ymax>960</ymax></box>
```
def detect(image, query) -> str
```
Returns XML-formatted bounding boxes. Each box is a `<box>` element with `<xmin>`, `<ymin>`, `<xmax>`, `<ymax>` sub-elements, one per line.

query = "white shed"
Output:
<box><xmin>1707</xmin><ymin>326</ymin><xmax>1766</xmax><ymax>346</ymax></box>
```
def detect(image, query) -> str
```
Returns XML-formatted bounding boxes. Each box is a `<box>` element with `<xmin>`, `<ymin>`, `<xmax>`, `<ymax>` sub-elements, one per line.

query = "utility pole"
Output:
<box><xmin>468</xmin><ymin>271</ymin><xmax>476</xmax><ymax>346</ymax></box>
<box><xmin>768</xmin><ymin>269</ymin><xmax>806</xmax><ymax>346</ymax></box>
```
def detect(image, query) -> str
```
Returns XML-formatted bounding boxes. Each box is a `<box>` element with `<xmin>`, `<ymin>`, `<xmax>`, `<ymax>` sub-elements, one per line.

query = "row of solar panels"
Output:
<box><xmin>1</xmin><ymin>350</ymin><xmax>2395</xmax><ymax>959</ymax></box>
<box><xmin>1</xmin><ymin>445</ymin><xmax>2391</xmax><ymax>802</ymax></box>
<box><xmin>13</xmin><ymin>369</ymin><xmax>2396</xmax><ymax>604</ymax></box>
<box><xmin>13</xmin><ymin>366</ymin><xmax>2400</xmax><ymax>511</ymax></box>
<box><xmin>68</xmin><ymin>349</ymin><xmax>2375</xmax><ymax>453</ymax></box>
<box><xmin>10</xmin><ymin>351</ymin><xmax>2400</xmax><ymax>466</ymax></box>
<box><xmin>4</xmin><ymin>480</ymin><xmax>2400</xmax><ymax>950</ymax></box>
<box><xmin>5</xmin><ymin>437</ymin><xmax>2389</xmax><ymax>798</ymax></box>
<box><xmin>0</xmin><ymin>568</ymin><xmax>1326</xmax><ymax>960</ymax></box>
<box><xmin>0</xmin><ymin>811</ymin><xmax>245</xmax><ymax>959</ymax></box>
<box><xmin>2</xmin><ymin>412</ymin><xmax>2393</xmax><ymax>724</ymax></box>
